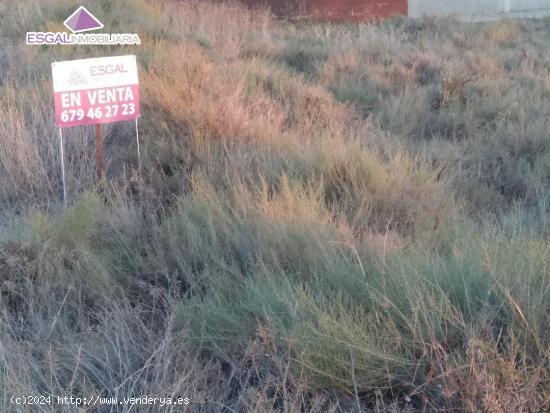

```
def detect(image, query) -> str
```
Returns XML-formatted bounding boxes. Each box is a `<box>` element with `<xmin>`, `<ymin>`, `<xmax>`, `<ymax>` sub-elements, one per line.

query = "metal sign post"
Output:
<box><xmin>135</xmin><ymin>116</ymin><xmax>141</xmax><ymax>174</ymax></box>
<box><xmin>58</xmin><ymin>128</ymin><xmax>67</xmax><ymax>209</ymax></box>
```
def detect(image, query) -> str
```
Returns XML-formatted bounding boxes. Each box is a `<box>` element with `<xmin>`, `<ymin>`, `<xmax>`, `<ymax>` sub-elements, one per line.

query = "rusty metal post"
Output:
<box><xmin>95</xmin><ymin>124</ymin><xmax>105</xmax><ymax>181</ymax></box>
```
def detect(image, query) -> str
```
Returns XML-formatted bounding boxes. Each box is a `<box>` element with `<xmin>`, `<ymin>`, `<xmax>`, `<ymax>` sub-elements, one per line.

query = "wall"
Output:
<box><xmin>408</xmin><ymin>0</ymin><xmax>550</xmax><ymax>20</ymax></box>
<box><xmin>305</xmin><ymin>0</ymin><xmax>407</xmax><ymax>20</ymax></box>
<box><xmin>241</xmin><ymin>0</ymin><xmax>407</xmax><ymax>20</ymax></box>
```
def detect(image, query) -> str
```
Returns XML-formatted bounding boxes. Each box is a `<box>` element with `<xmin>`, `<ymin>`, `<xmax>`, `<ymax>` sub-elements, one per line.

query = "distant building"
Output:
<box><xmin>409</xmin><ymin>0</ymin><xmax>550</xmax><ymax>20</ymax></box>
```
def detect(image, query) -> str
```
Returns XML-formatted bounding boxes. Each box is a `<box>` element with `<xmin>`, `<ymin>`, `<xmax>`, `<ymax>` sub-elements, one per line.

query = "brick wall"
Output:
<box><xmin>242</xmin><ymin>0</ymin><xmax>407</xmax><ymax>21</ymax></box>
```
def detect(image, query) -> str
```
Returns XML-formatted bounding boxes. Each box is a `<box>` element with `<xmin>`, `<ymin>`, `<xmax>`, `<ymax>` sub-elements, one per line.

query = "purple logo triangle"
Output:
<box><xmin>64</xmin><ymin>6</ymin><xmax>104</xmax><ymax>33</ymax></box>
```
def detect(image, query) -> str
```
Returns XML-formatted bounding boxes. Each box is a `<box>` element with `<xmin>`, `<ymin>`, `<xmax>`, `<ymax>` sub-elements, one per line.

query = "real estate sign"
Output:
<box><xmin>52</xmin><ymin>55</ymin><xmax>140</xmax><ymax>127</ymax></box>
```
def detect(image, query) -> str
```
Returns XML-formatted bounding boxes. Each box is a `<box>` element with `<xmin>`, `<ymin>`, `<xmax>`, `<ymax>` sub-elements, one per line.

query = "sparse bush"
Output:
<box><xmin>486</xmin><ymin>20</ymin><xmax>521</xmax><ymax>46</ymax></box>
<box><xmin>279</xmin><ymin>35</ymin><xmax>330</xmax><ymax>75</ymax></box>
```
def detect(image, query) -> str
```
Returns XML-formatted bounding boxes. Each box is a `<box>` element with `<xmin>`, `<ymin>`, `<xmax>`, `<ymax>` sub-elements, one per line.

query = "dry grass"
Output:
<box><xmin>1</xmin><ymin>1</ymin><xmax>550</xmax><ymax>411</ymax></box>
<box><xmin>486</xmin><ymin>20</ymin><xmax>521</xmax><ymax>46</ymax></box>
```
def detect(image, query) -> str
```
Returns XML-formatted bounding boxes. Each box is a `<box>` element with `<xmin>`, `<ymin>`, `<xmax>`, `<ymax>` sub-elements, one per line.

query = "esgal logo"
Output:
<box><xmin>64</xmin><ymin>6</ymin><xmax>104</xmax><ymax>33</ymax></box>
<box><xmin>27</xmin><ymin>6</ymin><xmax>140</xmax><ymax>46</ymax></box>
<box><xmin>90</xmin><ymin>64</ymin><xmax>129</xmax><ymax>76</ymax></box>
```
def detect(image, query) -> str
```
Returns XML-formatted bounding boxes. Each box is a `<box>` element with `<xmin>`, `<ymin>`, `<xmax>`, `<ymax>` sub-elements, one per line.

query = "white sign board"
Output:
<box><xmin>52</xmin><ymin>55</ymin><xmax>140</xmax><ymax>127</ymax></box>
